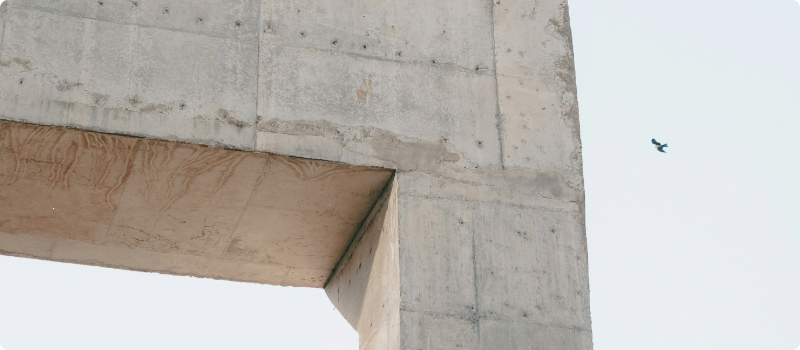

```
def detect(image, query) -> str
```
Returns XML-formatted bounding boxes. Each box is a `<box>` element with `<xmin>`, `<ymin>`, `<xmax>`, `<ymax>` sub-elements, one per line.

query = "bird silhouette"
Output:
<box><xmin>652</xmin><ymin>139</ymin><xmax>668</xmax><ymax>153</ymax></box>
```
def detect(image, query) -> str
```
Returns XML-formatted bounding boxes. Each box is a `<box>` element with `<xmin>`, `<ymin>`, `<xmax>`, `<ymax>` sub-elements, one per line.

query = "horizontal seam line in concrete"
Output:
<box><xmin>397</xmin><ymin>170</ymin><xmax>584</xmax><ymax>194</ymax></box>
<box><xmin>397</xmin><ymin>192</ymin><xmax>579</xmax><ymax>211</ymax></box>
<box><xmin>400</xmin><ymin>306</ymin><xmax>590</xmax><ymax>333</ymax></box>
<box><xmin>496</xmin><ymin>72</ymin><xmax>565</xmax><ymax>83</ymax></box>
<box><xmin>265</xmin><ymin>18</ymin><xmax>493</xmax><ymax>70</ymax></box>
<box><xmin>477</xmin><ymin>315</ymin><xmax>592</xmax><ymax>333</ymax></box>
<box><xmin>10</xmin><ymin>5</ymin><xmax>257</xmax><ymax>44</ymax></box>
<box><xmin>399</xmin><ymin>171</ymin><xmax>492</xmax><ymax>187</ymax></box>
<box><xmin>261</xmin><ymin>42</ymin><xmax>496</xmax><ymax>77</ymax></box>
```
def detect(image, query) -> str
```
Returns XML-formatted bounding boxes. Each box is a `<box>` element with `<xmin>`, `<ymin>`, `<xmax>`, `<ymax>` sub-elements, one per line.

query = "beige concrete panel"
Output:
<box><xmin>224</xmin><ymin>208</ymin><xmax>336</xmax><ymax>267</ymax></box>
<box><xmin>0</xmin><ymin>231</ymin><xmax>56</xmax><ymax>259</ymax></box>
<box><xmin>260</xmin><ymin>0</ymin><xmax>494</xmax><ymax>72</ymax></box>
<box><xmin>397</xmin><ymin>195</ymin><xmax>476</xmax><ymax>315</ymax></box>
<box><xmin>473</xmin><ymin>202</ymin><xmax>591</xmax><ymax>330</ymax></box>
<box><xmin>0</xmin><ymin>120</ymin><xmax>137</xmax><ymax>241</ymax></box>
<box><xmin>8</xmin><ymin>0</ymin><xmax>259</xmax><ymax>42</ymax></box>
<box><xmin>399</xmin><ymin>310</ymin><xmax>478</xmax><ymax>350</ymax></box>
<box><xmin>256</xmin><ymin>44</ymin><xmax>501</xmax><ymax>171</ymax></box>
<box><xmin>50</xmin><ymin>240</ymin><xmax>291</xmax><ymax>284</ymax></box>
<box><xmin>224</xmin><ymin>155</ymin><xmax>393</xmax><ymax>269</ymax></box>
<box><xmin>0</xmin><ymin>8</ymin><xmax>258</xmax><ymax>150</ymax></box>
<box><xmin>282</xmin><ymin>267</ymin><xmax>331</xmax><ymax>287</ymax></box>
<box><xmin>0</xmin><ymin>121</ymin><xmax>394</xmax><ymax>287</ymax></box>
<box><xmin>478</xmin><ymin>319</ymin><xmax>593</xmax><ymax>350</ymax></box>
<box><xmin>105</xmin><ymin>139</ymin><xmax>266</xmax><ymax>257</ymax></box>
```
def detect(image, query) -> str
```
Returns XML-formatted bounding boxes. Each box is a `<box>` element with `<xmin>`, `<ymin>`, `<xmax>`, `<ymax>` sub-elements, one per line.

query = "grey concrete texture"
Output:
<box><xmin>0</xmin><ymin>0</ymin><xmax>590</xmax><ymax>347</ymax></box>
<box><xmin>0</xmin><ymin>0</ymin><xmax>581</xmax><ymax>178</ymax></box>
<box><xmin>325</xmin><ymin>172</ymin><xmax>590</xmax><ymax>349</ymax></box>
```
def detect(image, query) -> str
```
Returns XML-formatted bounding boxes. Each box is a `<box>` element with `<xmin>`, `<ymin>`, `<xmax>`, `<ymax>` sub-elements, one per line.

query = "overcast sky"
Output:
<box><xmin>572</xmin><ymin>0</ymin><xmax>800</xmax><ymax>349</ymax></box>
<box><xmin>1</xmin><ymin>0</ymin><xmax>799</xmax><ymax>349</ymax></box>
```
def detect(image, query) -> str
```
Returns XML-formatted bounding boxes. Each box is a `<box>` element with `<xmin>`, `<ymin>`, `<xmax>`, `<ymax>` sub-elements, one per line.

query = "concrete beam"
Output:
<box><xmin>0</xmin><ymin>120</ymin><xmax>393</xmax><ymax>286</ymax></box>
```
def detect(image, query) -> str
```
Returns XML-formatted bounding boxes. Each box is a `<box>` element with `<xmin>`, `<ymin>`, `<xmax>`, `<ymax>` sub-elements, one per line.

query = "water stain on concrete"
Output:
<box><xmin>258</xmin><ymin>118</ymin><xmax>460</xmax><ymax>172</ymax></box>
<box><xmin>56</xmin><ymin>80</ymin><xmax>82</xmax><ymax>91</ymax></box>
<box><xmin>0</xmin><ymin>57</ymin><xmax>32</xmax><ymax>71</ymax></box>
<box><xmin>216</xmin><ymin>108</ymin><xmax>252</xmax><ymax>128</ymax></box>
<box><xmin>139</xmin><ymin>103</ymin><xmax>171</xmax><ymax>114</ymax></box>
<box><xmin>0</xmin><ymin>120</ymin><xmax>137</xmax><ymax>241</ymax></box>
<box><xmin>548</xmin><ymin>2</ymin><xmax>582</xmax><ymax>146</ymax></box>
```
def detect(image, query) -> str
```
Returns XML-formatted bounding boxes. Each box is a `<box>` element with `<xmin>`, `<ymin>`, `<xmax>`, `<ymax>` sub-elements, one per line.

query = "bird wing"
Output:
<box><xmin>652</xmin><ymin>139</ymin><xmax>660</xmax><ymax>145</ymax></box>
<box><xmin>658</xmin><ymin>147</ymin><xmax>666</xmax><ymax>153</ymax></box>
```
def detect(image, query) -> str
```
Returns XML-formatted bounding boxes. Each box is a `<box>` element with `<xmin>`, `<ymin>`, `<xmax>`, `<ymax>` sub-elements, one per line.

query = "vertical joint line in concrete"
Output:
<box><xmin>0</xmin><ymin>11</ymin><xmax>6</xmax><ymax>54</ymax></box>
<box><xmin>222</xmin><ymin>155</ymin><xmax>271</xmax><ymax>258</ymax></box>
<box><xmin>471</xmin><ymin>215</ymin><xmax>481</xmax><ymax>342</ymax></box>
<box><xmin>489</xmin><ymin>0</ymin><xmax>505</xmax><ymax>170</ymax></box>
<box><xmin>253</xmin><ymin>0</ymin><xmax>263</xmax><ymax>150</ymax></box>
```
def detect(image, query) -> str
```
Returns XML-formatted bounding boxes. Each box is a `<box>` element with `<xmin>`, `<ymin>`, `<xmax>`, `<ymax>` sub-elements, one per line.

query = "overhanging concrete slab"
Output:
<box><xmin>0</xmin><ymin>120</ymin><xmax>393</xmax><ymax>286</ymax></box>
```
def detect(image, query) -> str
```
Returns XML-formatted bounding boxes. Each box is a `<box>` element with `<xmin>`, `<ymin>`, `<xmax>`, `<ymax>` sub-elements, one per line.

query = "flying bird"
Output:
<box><xmin>652</xmin><ymin>139</ymin><xmax>668</xmax><ymax>153</ymax></box>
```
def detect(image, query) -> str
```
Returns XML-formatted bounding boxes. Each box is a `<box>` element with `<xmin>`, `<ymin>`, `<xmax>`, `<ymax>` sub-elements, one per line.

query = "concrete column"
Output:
<box><xmin>324</xmin><ymin>0</ymin><xmax>591</xmax><ymax>348</ymax></box>
<box><xmin>327</xmin><ymin>170</ymin><xmax>590</xmax><ymax>350</ymax></box>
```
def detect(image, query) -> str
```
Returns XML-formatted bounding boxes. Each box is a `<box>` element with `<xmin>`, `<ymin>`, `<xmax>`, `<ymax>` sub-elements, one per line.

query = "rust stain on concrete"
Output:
<box><xmin>356</xmin><ymin>74</ymin><xmax>374</xmax><ymax>102</ymax></box>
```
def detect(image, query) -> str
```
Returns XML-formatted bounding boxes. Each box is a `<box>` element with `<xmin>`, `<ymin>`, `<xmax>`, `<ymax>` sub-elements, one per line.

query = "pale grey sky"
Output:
<box><xmin>572</xmin><ymin>0</ymin><xmax>800</xmax><ymax>349</ymax></box>
<box><xmin>1</xmin><ymin>0</ymin><xmax>799</xmax><ymax>349</ymax></box>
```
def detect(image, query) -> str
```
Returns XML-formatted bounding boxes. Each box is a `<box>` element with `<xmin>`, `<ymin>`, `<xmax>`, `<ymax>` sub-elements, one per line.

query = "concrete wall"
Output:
<box><xmin>0</xmin><ymin>0</ymin><xmax>591</xmax><ymax>347</ymax></box>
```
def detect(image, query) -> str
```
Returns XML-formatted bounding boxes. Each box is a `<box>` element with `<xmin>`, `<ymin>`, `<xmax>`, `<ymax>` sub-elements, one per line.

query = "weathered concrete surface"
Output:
<box><xmin>326</xmin><ymin>171</ymin><xmax>590</xmax><ymax>350</ymax></box>
<box><xmin>0</xmin><ymin>120</ymin><xmax>392</xmax><ymax>286</ymax></box>
<box><xmin>0</xmin><ymin>1</ymin><xmax>259</xmax><ymax>150</ymax></box>
<box><xmin>0</xmin><ymin>0</ymin><xmax>591</xmax><ymax>347</ymax></box>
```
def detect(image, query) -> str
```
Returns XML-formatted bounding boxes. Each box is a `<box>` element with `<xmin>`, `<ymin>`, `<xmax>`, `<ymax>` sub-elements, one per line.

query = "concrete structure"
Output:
<box><xmin>0</xmin><ymin>0</ymin><xmax>591</xmax><ymax>348</ymax></box>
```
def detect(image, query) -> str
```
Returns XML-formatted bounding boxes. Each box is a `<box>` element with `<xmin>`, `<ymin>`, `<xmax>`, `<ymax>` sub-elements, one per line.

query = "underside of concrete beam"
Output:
<box><xmin>0</xmin><ymin>120</ymin><xmax>393</xmax><ymax>286</ymax></box>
